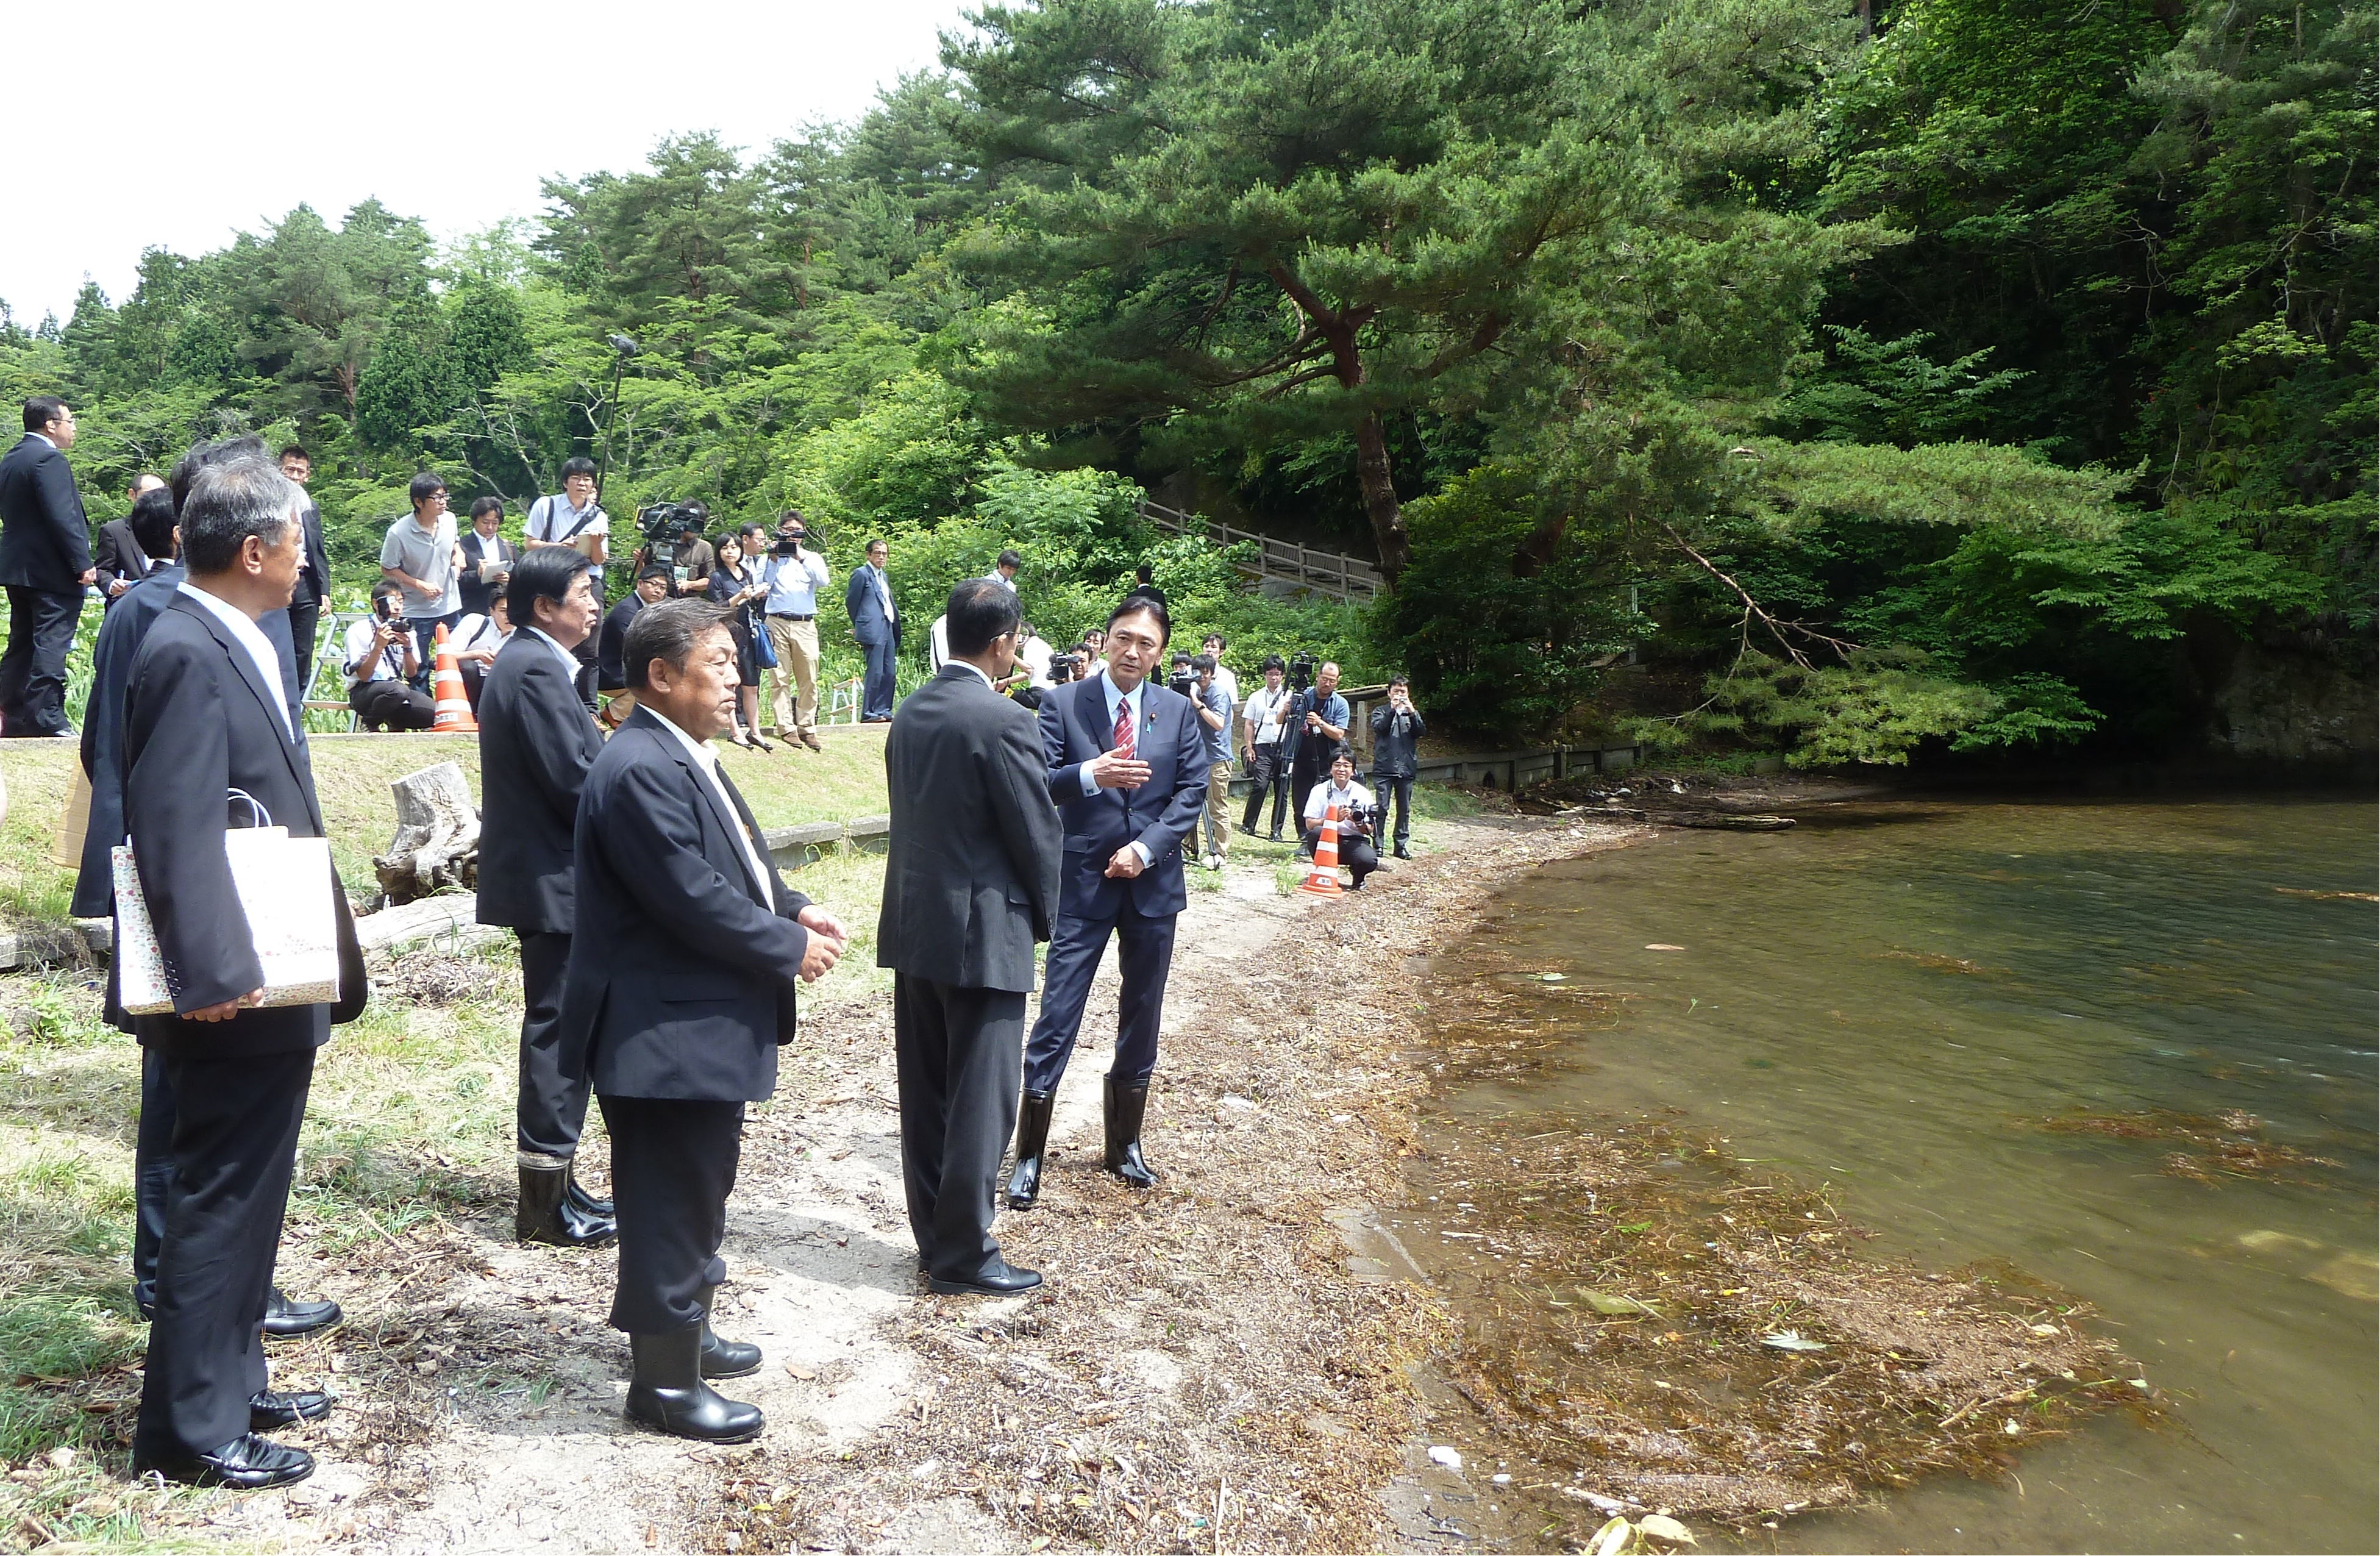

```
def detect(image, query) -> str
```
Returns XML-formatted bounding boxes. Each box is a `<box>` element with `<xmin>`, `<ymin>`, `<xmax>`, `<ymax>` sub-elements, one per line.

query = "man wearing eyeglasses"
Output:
<box><xmin>379</xmin><ymin>472</ymin><xmax>466</xmax><ymax>675</ymax></box>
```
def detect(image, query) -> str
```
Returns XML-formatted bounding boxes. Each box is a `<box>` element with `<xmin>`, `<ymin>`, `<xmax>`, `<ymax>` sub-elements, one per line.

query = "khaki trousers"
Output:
<box><xmin>1205</xmin><ymin>760</ymin><xmax>1233</xmax><ymax>859</ymax></box>
<box><xmin>765</xmin><ymin>616</ymin><xmax>821</xmax><ymax>734</ymax></box>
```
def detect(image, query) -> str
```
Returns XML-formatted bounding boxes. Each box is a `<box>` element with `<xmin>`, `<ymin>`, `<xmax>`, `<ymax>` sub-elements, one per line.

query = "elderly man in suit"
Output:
<box><xmin>0</xmin><ymin>396</ymin><xmax>96</xmax><ymax>737</ymax></box>
<box><xmin>79</xmin><ymin>438</ymin><xmax>339</xmax><ymax>1347</ymax></box>
<box><xmin>476</xmin><ymin>545</ymin><xmax>614</xmax><ymax>1247</ymax></box>
<box><xmin>122</xmin><ymin>455</ymin><xmax>367</xmax><ymax>1490</ymax></box>
<box><xmin>844</xmin><ymin>537</ymin><xmax>899</xmax><ymax>721</ymax></box>
<box><xmin>882</xmin><ymin>577</ymin><xmax>1062</xmax><ymax>1294</ymax></box>
<box><xmin>1006</xmin><ymin>594</ymin><xmax>1207</xmax><ymax>1211</ymax></box>
<box><xmin>558</xmin><ymin>598</ymin><xmax>849</xmax><ymax>1443</ymax></box>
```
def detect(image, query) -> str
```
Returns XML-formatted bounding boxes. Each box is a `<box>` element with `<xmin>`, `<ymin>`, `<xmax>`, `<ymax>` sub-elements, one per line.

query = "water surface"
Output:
<box><xmin>1430</xmin><ymin>797</ymin><xmax>2377</xmax><ymax>1553</ymax></box>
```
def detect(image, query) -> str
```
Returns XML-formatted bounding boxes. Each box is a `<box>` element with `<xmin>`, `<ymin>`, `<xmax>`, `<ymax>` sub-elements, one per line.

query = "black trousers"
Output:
<box><xmin>349</xmin><ymin>679</ymin><xmax>435</xmax><ymax>731</ymax></box>
<box><xmin>893</xmin><ymin>974</ymin><xmax>1026</xmax><ymax>1282</ymax></box>
<box><xmin>134</xmin><ymin>1046</ymin><xmax>314</xmax><ymax>1460</ymax></box>
<box><xmin>132</xmin><ymin>1046</ymin><xmax>178</xmax><ymax>1312</ymax></box>
<box><xmin>516</xmin><ymin>932</ymin><xmax>591</xmax><ymax>1161</ymax></box>
<box><xmin>1024</xmin><ymin>908</ymin><xmax>1176</xmax><ymax>1093</ymax></box>
<box><xmin>599</xmin><ymin>1094</ymin><xmax>743</xmax><ymax>1333</ymax></box>
<box><xmin>1241</xmin><ymin>744</ymin><xmax>1290</xmax><ymax>835</ymax></box>
<box><xmin>0</xmin><ymin>585</ymin><xmax>80</xmax><ymax>736</ymax></box>
<box><xmin>287</xmin><ymin>599</ymin><xmax>321</xmax><ymax>698</ymax></box>
<box><xmin>1381</xmin><ymin>776</ymin><xmax>1415</xmax><ymax>849</ymax></box>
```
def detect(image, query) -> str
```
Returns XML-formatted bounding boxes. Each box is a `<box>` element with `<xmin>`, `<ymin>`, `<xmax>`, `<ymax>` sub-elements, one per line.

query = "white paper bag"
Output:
<box><xmin>113</xmin><ymin>821</ymin><xmax>341</xmax><ymax>1018</ymax></box>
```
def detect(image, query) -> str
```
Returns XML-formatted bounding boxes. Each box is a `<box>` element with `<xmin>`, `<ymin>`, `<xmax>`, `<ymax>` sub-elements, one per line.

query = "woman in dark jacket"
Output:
<box><xmin>707</xmin><ymin>533</ymin><xmax>774</xmax><ymax>751</ymax></box>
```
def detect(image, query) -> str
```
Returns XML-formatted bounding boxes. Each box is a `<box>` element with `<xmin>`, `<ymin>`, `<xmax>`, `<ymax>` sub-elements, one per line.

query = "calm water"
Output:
<box><xmin>1434</xmin><ymin>797</ymin><xmax>2377</xmax><ymax>1554</ymax></box>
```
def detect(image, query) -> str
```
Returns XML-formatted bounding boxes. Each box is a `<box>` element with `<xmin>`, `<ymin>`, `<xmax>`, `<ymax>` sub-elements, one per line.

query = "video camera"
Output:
<box><xmin>636</xmin><ymin>499</ymin><xmax>707</xmax><ymax>576</ymax></box>
<box><xmin>1288</xmin><ymin>651</ymin><xmax>1317</xmax><ymax>693</ymax></box>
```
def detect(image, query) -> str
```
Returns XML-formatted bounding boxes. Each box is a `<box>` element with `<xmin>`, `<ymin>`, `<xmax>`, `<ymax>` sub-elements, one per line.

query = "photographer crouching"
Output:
<box><xmin>1301</xmin><ymin>748</ymin><xmax>1379</xmax><ymax>889</ymax></box>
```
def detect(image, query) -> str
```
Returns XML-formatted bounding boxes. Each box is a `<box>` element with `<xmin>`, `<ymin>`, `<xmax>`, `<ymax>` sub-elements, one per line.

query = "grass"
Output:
<box><xmin>0</xmin><ymin>724</ymin><xmax>891</xmax><ymax>929</ymax></box>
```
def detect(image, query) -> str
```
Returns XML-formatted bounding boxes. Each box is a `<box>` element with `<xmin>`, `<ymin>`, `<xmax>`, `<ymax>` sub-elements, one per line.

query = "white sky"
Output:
<box><xmin>5</xmin><ymin>0</ymin><xmax>978</xmax><ymax>325</ymax></box>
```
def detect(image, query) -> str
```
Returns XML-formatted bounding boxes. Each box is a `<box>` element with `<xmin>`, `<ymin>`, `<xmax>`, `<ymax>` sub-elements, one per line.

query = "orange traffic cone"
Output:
<box><xmin>430</xmin><ymin>624</ymin><xmax>477</xmax><ymax>733</ymax></box>
<box><xmin>1299</xmin><ymin>804</ymin><xmax>1344</xmax><ymax>896</ymax></box>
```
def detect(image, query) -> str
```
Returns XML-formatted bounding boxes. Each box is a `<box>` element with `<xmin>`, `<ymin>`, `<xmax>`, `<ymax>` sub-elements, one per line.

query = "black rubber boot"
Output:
<box><xmin>1005</xmin><ymin>1088</ymin><xmax>1056</xmax><ymax>1210</ymax></box>
<box><xmin>565</xmin><ymin>1171</ymin><xmax>614</xmax><ymax>1221</ymax></box>
<box><xmin>1103</xmin><ymin>1077</ymin><xmax>1159</xmax><ymax>1188</ymax></box>
<box><xmin>697</xmin><ymin>1285</ymin><xmax>762</xmax><ymax>1380</ymax></box>
<box><xmin>517</xmin><ymin>1164</ymin><xmax>617</xmax><ymax>1247</ymax></box>
<box><xmin>625</xmin><ymin>1325</ymin><xmax>764</xmax><ymax>1443</ymax></box>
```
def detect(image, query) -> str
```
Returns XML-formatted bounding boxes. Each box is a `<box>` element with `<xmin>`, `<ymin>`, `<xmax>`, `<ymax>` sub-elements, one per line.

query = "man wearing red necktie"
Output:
<box><xmin>1007</xmin><ymin>591</ymin><xmax>1208</xmax><ymax>1210</ymax></box>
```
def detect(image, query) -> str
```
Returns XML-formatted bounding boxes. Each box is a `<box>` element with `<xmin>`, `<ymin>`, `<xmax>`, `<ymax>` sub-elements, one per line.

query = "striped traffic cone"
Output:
<box><xmin>1299</xmin><ymin>804</ymin><xmax>1344</xmax><ymax>896</ymax></box>
<box><xmin>430</xmin><ymin>624</ymin><xmax>477</xmax><ymax>733</ymax></box>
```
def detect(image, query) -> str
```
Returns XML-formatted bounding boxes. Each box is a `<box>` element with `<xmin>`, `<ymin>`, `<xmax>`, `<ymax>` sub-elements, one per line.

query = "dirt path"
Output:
<box><xmin>179</xmin><ymin>811</ymin><xmax>1633</xmax><ymax>1555</ymax></box>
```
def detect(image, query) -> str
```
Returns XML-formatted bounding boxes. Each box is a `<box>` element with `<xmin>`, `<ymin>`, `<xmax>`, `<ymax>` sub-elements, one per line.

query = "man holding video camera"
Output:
<box><xmin>1171</xmin><ymin>652</ymin><xmax>1232</xmax><ymax>869</ymax></box>
<box><xmin>1288</xmin><ymin>660</ymin><xmax>1349</xmax><ymax>858</ymax></box>
<box><xmin>1302</xmin><ymin>748</ymin><xmax>1380</xmax><ymax>889</ymax></box>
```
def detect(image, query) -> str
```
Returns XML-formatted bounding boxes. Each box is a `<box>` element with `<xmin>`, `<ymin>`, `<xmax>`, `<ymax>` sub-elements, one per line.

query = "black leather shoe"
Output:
<box><xmin>135</xmin><ymin>1432</ymin><xmax>315</xmax><ymax>1490</ymax></box>
<box><xmin>1394</xmin><ymin>844</ymin><xmax>1413</xmax><ymax>860</ymax></box>
<box><xmin>565</xmin><ymin>1172</ymin><xmax>615</xmax><ymax>1220</ymax></box>
<box><xmin>1103</xmin><ymin>1076</ymin><xmax>1160</xmax><ymax>1189</ymax></box>
<box><xmin>1005</xmin><ymin>1089</ymin><xmax>1056</xmax><ymax>1211</ymax></box>
<box><xmin>625</xmin><ymin>1326</ymin><xmax>764</xmax><ymax>1443</ymax></box>
<box><xmin>262</xmin><ymin>1287</ymin><xmax>343</xmax><ymax>1340</ymax></box>
<box><xmin>927</xmin><ymin>1258</ymin><xmax>1042</xmax><ymax>1296</ymax></box>
<box><xmin>518</xmin><ymin>1164</ymin><xmax>617</xmax><ymax>1247</ymax></box>
<box><xmin>696</xmin><ymin>1285</ymin><xmax>762</xmax><ymax>1380</ymax></box>
<box><xmin>249</xmin><ymin>1390</ymin><xmax>335</xmax><ymax>1430</ymax></box>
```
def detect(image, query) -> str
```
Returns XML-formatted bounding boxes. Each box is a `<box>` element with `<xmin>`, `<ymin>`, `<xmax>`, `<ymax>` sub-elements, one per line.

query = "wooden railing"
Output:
<box><xmin>1136</xmin><ymin>498</ymin><xmax>1384</xmax><ymax>602</ymax></box>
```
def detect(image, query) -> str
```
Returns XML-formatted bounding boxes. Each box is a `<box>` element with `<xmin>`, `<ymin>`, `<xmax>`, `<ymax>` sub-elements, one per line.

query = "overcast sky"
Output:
<box><xmin>5</xmin><ymin>0</ymin><xmax>977</xmax><ymax>326</ymax></box>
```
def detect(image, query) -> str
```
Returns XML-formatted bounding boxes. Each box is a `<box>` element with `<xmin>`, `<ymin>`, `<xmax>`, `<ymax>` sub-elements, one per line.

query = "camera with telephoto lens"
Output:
<box><xmin>1167</xmin><ymin>662</ymin><xmax>1197</xmax><ymax>700</ymax></box>
<box><xmin>1288</xmin><ymin>651</ymin><xmax>1317</xmax><ymax>693</ymax></box>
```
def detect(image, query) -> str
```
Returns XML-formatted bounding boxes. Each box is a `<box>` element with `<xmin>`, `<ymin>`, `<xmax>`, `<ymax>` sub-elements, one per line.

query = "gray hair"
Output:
<box><xmin>179</xmin><ymin>457</ymin><xmax>300</xmax><ymax>575</ymax></box>
<box><xmin>624</xmin><ymin>598</ymin><xmax>732</xmax><ymax>690</ymax></box>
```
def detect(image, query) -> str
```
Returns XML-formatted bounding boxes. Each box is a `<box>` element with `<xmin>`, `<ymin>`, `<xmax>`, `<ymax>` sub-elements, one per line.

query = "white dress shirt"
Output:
<box><xmin>521</xmin><ymin>625</ymin><xmax>584</xmax><ymax>679</ymax></box>
<box><xmin>178</xmin><ymin>583</ymin><xmax>293</xmax><ymax>742</ymax></box>
<box><xmin>1304</xmin><ymin>777</ymin><xmax>1375</xmax><ymax>824</ymax></box>
<box><xmin>1082</xmin><ymin>669</ymin><xmax>1153</xmax><ymax>865</ymax></box>
<box><xmin>641</xmin><ymin>706</ymin><xmax>775</xmax><ymax>905</ymax></box>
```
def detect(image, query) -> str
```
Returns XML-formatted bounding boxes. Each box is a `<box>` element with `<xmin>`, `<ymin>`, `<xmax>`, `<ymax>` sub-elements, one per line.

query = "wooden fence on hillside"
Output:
<box><xmin>1136</xmin><ymin>498</ymin><xmax>1385</xmax><ymax>602</ymax></box>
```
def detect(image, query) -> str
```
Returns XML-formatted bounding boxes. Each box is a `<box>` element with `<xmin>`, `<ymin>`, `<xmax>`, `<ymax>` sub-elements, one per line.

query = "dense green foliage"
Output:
<box><xmin>2</xmin><ymin>0</ymin><xmax>2367</xmax><ymax>761</ymax></box>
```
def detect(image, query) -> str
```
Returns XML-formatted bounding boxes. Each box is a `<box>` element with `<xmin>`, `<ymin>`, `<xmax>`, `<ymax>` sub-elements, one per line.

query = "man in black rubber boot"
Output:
<box><xmin>557</xmin><ymin>601</ymin><xmax>847</xmax><ymax>1443</ymax></box>
<box><xmin>477</xmin><ymin>546</ymin><xmax>618</xmax><ymax>1249</ymax></box>
<box><xmin>880</xmin><ymin>579</ymin><xmax>1063</xmax><ymax>1290</ymax></box>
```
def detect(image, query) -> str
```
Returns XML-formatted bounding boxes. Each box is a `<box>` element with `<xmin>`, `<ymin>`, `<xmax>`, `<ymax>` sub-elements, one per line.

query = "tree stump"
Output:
<box><xmin>374</xmin><ymin>761</ymin><xmax>480</xmax><ymax>904</ymax></box>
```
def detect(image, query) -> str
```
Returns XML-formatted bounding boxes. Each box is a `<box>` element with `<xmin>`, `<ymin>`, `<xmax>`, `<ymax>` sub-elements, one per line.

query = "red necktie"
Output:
<box><xmin>1113</xmin><ymin>698</ymin><xmax>1135</xmax><ymax>761</ymax></box>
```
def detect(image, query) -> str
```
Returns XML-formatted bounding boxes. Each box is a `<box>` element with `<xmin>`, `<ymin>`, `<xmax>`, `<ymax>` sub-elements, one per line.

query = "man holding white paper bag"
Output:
<box><xmin>121</xmin><ymin>457</ymin><xmax>366</xmax><ymax>1491</ymax></box>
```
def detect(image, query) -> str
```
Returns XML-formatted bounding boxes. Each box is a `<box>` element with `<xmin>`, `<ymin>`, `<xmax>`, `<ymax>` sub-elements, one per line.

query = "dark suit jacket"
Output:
<box><xmin>77</xmin><ymin>567</ymin><xmax>305</xmax><ymax>921</ymax></box>
<box><xmin>878</xmin><ymin>665</ymin><xmax>1062</xmax><ymax>992</ymax></box>
<box><xmin>844</xmin><ymin>565</ymin><xmax>898</xmax><ymax>647</ymax></box>
<box><xmin>0</xmin><ymin>434</ymin><xmax>92</xmax><ymax>593</ymax></box>
<box><xmin>557</xmin><ymin>707</ymin><xmax>814</xmax><ymax>1101</ymax></box>
<box><xmin>94</xmin><ymin>520</ymin><xmax>152</xmax><ymax>597</ymax></box>
<box><xmin>119</xmin><ymin>593</ymin><xmax>363</xmax><ymax>1054</ymax></box>
<box><xmin>476</xmin><ymin>631</ymin><xmax>602</xmax><ymax>935</ymax></box>
<box><xmin>596</xmin><ymin>593</ymin><xmax>643</xmax><ymax>691</ymax></box>
<box><xmin>1038</xmin><ymin>674</ymin><xmax>1208</xmax><ymax>920</ymax></box>
<box><xmin>457</xmin><ymin>530</ymin><xmax>517</xmax><ymax>618</ymax></box>
<box><xmin>292</xmin><ymin>501</ymin><xmax>332</xmax><ymax>607</ymax></box>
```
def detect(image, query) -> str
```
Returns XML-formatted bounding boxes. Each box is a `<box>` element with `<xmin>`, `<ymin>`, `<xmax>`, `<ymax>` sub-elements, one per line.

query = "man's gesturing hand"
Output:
<box><xmin>1085</xmin><ymin>749</ymin><xmax>1151</xmax><ymax>789</ymax></box>
<box><xmin>796</xmin><ymin>905</ymin><xmax>849</xmax><ymax>982</ymax></box>
<box><xmin>188</xmin><ymin>988</ymin><xmax>265</xmax><ymax>1022</ymax></box>
<box><xmin>796</xmin><ymin>905</ymin><xmax>849</xmax><ymax>946</ymax></box>
<box><xmin>1103</xmin><ymin>845</ymin><xmax>1146</xmax><ymax>879</ymax></box>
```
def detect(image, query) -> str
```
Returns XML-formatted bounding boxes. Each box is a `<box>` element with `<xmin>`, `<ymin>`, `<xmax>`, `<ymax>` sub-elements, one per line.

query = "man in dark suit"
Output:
<box><xmin>596</xmin><ymin>566</ymin><xmax>671</xmax><ymax>724</ymax></box>
<box><xmin>476</xmin><ymin>545</ymin><xmax>614</xmax><ymax>1247</ymax></box>
<box><xmin>73</xmin><ymin>438</ymin><xmax>339</xmax><ymax>1347</ymax></box>
<box><xmin>94</xmin><ymin>474</ymin><xmax>167</xmax><ymax>604</ymax></box>
<box><xmin>1007</xmin><ymin>594</ymin><xmax>1207</xmax><ymax>1210</ymax></box>
<box><xmin>882</xmin><ymin>579</ymin><xmax>1063</xmax><ymax>1294</ymax></box>
<box><xmin>276</xmin><ymin>447</ymin><xmax>333</xmax><ymax>693</ymax></box>
<box><xmin>122</xmin><ymin>455</ymin><xmax>367</xmax><ymax>1490</ymax></box>
<box><xmin>458</xmin><ymin>497</ymin><xmax>518</xmax><ymax>618</ymax></box>
<box><xmin>0</xmin><ymin>396</ymin><xmax>96</xmax><ymax>737</ymax></box>
<box><xmin>844</xmin><ymin>538</ymin><xmax>899</xmax><ymax>721</ymax></box>
<box><xmin>557</xmin><ymin>599</ymin><xmax>849</xmax><ymax>1443</ymax></box>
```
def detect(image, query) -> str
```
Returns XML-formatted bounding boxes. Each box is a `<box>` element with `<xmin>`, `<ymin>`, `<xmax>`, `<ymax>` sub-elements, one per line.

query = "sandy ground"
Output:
<box><xmin>160</xmin><ymin>809</ymin><xmax>1629</xmax><ymax>1555</ymax></box>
